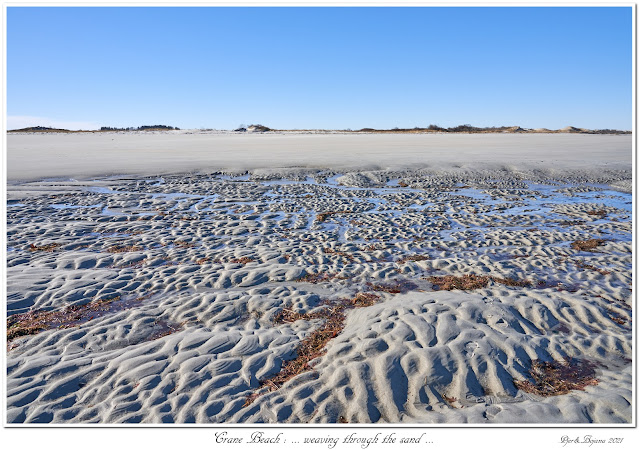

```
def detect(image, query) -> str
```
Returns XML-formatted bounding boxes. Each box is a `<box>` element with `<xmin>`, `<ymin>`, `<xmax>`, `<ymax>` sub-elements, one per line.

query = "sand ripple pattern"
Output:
<box><xmin>6</xmin><ymin>170</ymin><xmax>632</xmax><ymax>423</ymax></box>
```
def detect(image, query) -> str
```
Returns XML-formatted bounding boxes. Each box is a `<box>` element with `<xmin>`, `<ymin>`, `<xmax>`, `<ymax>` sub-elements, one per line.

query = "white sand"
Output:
<box><xmin>7</xmin><ymin>131</ymin><xmax>632</xmax><ymax>181</ymax></box>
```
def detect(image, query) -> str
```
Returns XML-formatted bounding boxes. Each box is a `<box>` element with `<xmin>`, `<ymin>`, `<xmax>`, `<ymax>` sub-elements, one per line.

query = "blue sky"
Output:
<box><xmin>7</xmin><ymin>6</ymin><xmax>633</xmax><ymax>130</ymax></box>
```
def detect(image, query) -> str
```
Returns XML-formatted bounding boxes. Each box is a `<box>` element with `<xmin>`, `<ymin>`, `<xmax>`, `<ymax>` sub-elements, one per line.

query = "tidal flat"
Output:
<box><xmin>6</xmin><ymin>167</ymin><xmax>632</xmax><ymax>423</ymax></box>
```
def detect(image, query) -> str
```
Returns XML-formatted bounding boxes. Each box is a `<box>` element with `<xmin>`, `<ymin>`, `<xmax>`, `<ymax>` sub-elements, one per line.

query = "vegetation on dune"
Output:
<box><xmin>100</xmin><ymin>125</ymin><xmax>180</xmax><ymax>131</ymax></box>
<box><xmin>9</xmin><ymin>126</ymin><xmax>79</xmax><ymax>133</ymax></box>
<box><xmin>7</xmin><ymin>125</ymin><xmax>181</xmax><ymax>132</ymax></box>
<box><xmin>234</xmin><ymin>124</ymin><xmax>272</xmax><ymax>132</ymax></box>
<box><xmin>8</xmin><ymin>123</ymin><xmax>630</xmax><ymax>134</ymax></box>
<box><xmin>354</xmin><ymin>124</ymin><xmax>631</xmax><ymax>134</ymax></box>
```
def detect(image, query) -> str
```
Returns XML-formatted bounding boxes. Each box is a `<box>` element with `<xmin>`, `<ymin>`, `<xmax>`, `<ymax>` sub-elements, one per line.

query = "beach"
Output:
<box><xmin>7</xmin><ymin>131</ymin><xmax>631</xmax><ymax>181</ymax></box>
<box><xmin>5</xmin><ymin>131</ymin><xmax>633</xmax><ymax>424</ymax></box>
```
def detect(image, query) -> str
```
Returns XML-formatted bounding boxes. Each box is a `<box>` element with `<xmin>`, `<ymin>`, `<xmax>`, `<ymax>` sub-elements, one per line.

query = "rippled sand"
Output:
<box><xmin>6</xmin><ymin>169</ymin><xmax>632</xmax><ymax>423</ymax></box>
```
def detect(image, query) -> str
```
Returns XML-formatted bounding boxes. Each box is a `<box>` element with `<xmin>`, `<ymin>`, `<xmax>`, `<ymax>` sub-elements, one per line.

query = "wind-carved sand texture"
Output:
<box><xmin>6</xmin><ymin>164</ymin><xmax>632</xmax><ymax>424</ymax></box>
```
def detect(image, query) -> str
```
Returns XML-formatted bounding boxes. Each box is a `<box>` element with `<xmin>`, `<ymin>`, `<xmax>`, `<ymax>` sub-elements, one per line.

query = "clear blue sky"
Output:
<box><xmin>7</xmin><ymin>6</ymin><xmax>633</xmax><ymax>130</ymax></box>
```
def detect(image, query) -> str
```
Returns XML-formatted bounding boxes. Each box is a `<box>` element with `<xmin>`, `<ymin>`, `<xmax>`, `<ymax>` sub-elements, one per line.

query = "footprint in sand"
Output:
<box><xmin>484</xmin><ymin>404</ymin><xmax>503</xmax><ymax>420</ymax></box>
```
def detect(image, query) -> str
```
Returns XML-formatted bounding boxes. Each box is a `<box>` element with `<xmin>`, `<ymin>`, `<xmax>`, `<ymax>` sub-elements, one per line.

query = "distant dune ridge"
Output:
<box><xmin>8</xmin><ymin>123</ymin><xmax>631</xmax><ymax>134</ymax></box>
<box><xmin>10</xmin><ymin>124</ymin><xmax>180</xmax><ymax>133</ymax></box>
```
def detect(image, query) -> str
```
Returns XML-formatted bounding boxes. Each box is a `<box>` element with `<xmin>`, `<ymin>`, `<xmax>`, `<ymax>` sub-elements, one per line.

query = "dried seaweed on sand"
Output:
<box><xmin>513</xmin><ymin>359</ymin><xmax>598</xmax><ymax>397</ymax></box>
<box><xmin>570</xmin><ymin>239</ymin><xmax>605</xmax><ymax>251</ymax></box>
<box><xmin>29</xmin><ymin>243</ymin><xmax>61</xmax><ymax>252</ymax></box>
<box><xmin>243</xmin><ymin>292</ymin><xmax>382</xmax><ymax>407</ymax></box>
<box><xmin>427</xmin><ymin>274</ymin><xmax>532</xmax><ymax>291</ymax></box>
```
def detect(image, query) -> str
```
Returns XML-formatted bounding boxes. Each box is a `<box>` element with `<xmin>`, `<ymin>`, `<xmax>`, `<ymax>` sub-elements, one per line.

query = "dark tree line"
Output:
<box><xmin>100</xmin><ymin>125</ymin><xmax>180</xmax><ymax>131</ymax></box>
